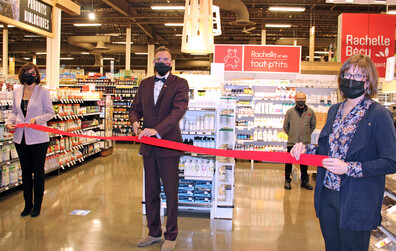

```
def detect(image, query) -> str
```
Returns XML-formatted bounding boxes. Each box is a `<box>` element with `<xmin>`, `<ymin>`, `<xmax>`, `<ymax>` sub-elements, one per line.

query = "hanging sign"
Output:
<box><xmin>0</xmin><ymin>0</ymin><xmax>80</xmax><ymax>38</ymax></box>
<box><xmin>214</xmin><ymin>44</ymin><xmax>301</xmax><ymax>74</ymax></box>
<box><xmin>338</xmin><ymin>13</ymin><xmax>396</xmax><ymax>78</ymax></box>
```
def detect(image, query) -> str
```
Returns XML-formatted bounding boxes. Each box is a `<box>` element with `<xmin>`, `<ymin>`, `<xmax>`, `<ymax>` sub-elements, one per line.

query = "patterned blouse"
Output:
<box><xmin>306</xmin><ymin>98</ymin><xmax>373</xmax><ymax>191</ymax></box>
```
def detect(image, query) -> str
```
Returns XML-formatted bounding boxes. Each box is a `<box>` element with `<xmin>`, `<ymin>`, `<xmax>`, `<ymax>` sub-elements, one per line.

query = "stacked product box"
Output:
<box><xmin>161</xmin><ymin>179</ymin><xmax>212</xmax><ymax>204</ymax></box>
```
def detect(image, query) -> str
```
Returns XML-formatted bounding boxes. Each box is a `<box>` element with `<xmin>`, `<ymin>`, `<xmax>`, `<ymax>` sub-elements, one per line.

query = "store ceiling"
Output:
<box><xmin>0</xmin><ymin>0</ymin><xmax>390</xmax><ymax>71</ymax></box>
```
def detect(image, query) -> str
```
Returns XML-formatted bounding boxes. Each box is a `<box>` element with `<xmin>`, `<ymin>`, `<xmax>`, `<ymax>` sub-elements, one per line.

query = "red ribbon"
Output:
<box><xmin>16</xmin><ymin>123</ymin><xmax>327</xmax><ymax>166</ymax></box>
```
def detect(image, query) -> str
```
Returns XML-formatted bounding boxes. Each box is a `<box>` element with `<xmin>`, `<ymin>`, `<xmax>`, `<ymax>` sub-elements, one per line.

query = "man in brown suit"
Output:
<box><xmin>129</xmin><ymin>46</ymin><xmax>189</xmax><ymax>251</ymax></box>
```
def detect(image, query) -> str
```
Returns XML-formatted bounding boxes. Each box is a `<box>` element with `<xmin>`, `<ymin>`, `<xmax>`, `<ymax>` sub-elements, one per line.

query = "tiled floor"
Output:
<box><xmin>0</xmin><ymin>143</ymin><xmax>325</xmax><ymax>250</ymax></box>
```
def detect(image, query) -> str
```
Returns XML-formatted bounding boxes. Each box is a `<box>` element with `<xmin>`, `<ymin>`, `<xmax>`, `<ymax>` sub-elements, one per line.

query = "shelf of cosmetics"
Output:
<box><xmin>179</xmin><ymin>113</ymin><xmax>217</xmax><ymax>132</ymax></box>
<box><xmin>53</xmin><ymin>104</ymin><xmax>100</xmax><ymax>119</ymax></box>
<box><xmin>235</xmin><ymin>144</ymin><xmax>286</xmax><ymax>152</ymax></box>
<box><xmin>47</xmin><ymin>119</ymin><xmax>99</xmax><ymax>134</ymax></box>
<box><xmin>236</xmin><ymin>117</ymin><xmax>285</xmax><ymax>129</ymax></box>
<box><xmin>161</xmin><ymin>179</ymin><xmax>213</xmax><ymax>204</ymax></box>
<box><xmin>60</xmin><ymin>77</ymin><xmax>143</xmax><ymax>86</ymax></box>
<box><xmin>223</xmin><ymin>78</ymin><xmax>338</xmax><ymax>88</ymax></box>
<box><xmin>237</xmin><ymin>103</ymin><xmax>332</xmax><ymax>118</ymax></box>
<box><xmin>236</xmin><ymin>129</ymin><xmax>288</xmax><ymax>143</ymax></box>
<box><xmin>1</xmin><ymin>139</ymin><xmax>101</xmax><ymax>190</ymax></box>
<box><xmin>182</xmin><ymin>137</ymin><xmax>216</xmax><ymax>149</ymax></box>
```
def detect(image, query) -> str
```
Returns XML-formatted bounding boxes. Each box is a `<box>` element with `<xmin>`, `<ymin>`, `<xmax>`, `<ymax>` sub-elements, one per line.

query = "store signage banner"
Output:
<box><xmin>338</xmin><ymin>14</ymin><xmax>396</xmax><ymax>77</ymax></box>
<box><xmin>214</xmin><ymin>44</ymin><xmax>301</xmax><ymax>74</ymax></box>
<box><xmin>0</xmin><ymin>0</ymin><xmax>53</xmax><ymax>37</ymax></box>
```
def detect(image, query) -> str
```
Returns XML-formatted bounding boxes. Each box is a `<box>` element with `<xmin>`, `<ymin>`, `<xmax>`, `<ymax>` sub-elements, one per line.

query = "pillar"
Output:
<box><xmin>125</xmin><ymin>22</ymin><xmax>131</xmax><ymax>71</ymax></box>
<box><xmin>147</xmin><ymin>44</ymin><xmax>155</xmax><ymax>76</ymax></box>
<box><xmin>46</xmin><ymin>8</ymin><xmax>62</xmax><ymax>88</ymax></box>
<box><xmin>309</xmin><ymin>26</ymin><xmax>315</xmax><ymax>62</ymax></box>
<box><xmin>2</xmin><ymin>28</ymin><xmax>8</xmax><ymax>77</ymax></box>
<box><xmin>261</xmin><ymin>28</ymin><xmax>266</xmax><ymax>45</ymax></box>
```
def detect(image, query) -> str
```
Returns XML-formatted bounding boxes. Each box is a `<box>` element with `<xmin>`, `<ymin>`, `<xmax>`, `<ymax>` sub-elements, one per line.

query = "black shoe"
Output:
<box><xmin>31</xmin><ymin>207</ymin><xmax>41</xmax><ymax>217</ymax></box>
<box><xmin>21</xmin><ymin>205</ymin><xmax>33</xmax><ymax>217</ymax></box>
<box><xmin>284</xmin><ymin>180</ymin><xmax>292</xmax><ymax>190</ymax></box>
<box><xmin>301</xmin><ymin>182</ymin><xmax>313</xmax><ymax>190</ymax></box>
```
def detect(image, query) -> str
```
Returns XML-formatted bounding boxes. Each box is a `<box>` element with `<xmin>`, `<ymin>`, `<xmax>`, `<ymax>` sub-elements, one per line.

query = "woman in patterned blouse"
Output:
<box><xmin>291</xmin><ymin>54</ymin><xmax>396</xmax><ymax>251</ymax></box>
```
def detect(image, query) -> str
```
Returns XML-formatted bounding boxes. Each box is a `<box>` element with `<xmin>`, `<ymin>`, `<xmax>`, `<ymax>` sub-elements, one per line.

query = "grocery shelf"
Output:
<box><xmin>0</xmin><ymin>181</ymin><xmax>23</xmax><ymax>193</ymax></box>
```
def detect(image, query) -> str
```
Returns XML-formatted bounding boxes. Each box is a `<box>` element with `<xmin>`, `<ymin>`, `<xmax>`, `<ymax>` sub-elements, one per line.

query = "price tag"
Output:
<box><xmin>67</xmin><ymin>163</ymin><xmax>70</xmax><ymax>167</ymax></box>
<box><xmin>60</xmin><ymin>165</ymin><xmax>64</xmax><ymax>169</ymax></box>
<box><xmin>191</xmin><ymin>153</ymin><xmax>198</xmax><ymax>157</ymax></box>
<box><xmin>60</xmin><ymin>99</ymin><xmax>64</xmax><ymax>103</ymax></box>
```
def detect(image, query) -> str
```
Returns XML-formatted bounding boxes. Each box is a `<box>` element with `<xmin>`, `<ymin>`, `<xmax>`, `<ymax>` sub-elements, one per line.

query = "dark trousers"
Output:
<box><xmin>143</xmin><ymin>150</ymin><xmax>180</xmax><ymax>241</ymax></box>
<box><xmin>285</xmin><ymin>146</ymin><xmax>308</xmax><ymax>182</ymax></box>
<box><xmin>319</xmin><ymin>187</ymin><xmax>371</xmax><ymax>251</ymax></box>
<box><xmin>14</xmin><ymin>136</ymin><xmax>49</xmax><ymax>209</ymax></box>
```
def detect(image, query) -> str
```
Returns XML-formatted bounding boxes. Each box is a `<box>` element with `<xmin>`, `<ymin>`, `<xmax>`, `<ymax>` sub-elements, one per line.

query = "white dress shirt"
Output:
<box><xmin>154</xmin><ymin>72</ymin><xmax>169</xmax><ymax>105</ymax></box>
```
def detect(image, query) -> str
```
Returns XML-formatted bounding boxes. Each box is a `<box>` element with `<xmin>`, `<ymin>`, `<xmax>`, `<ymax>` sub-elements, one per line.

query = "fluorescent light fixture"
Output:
<box><xmin>102</xmin><ymin>33</ymin><xmax>120</xmax><ymax>36</ymax></box>
<box><xmin>60</xmin><ymin>57</ymin><xmax>74</xmax><ymax>60</ymax></box>
<box><xmin>23</xmin><ymin>57</ymin><xmax>31</xmax><ymax>60</ymax></box>
<box><xmin>36</xmin><ymin>52</ymin><xmax>47</xmax><ymax>55</ymax></box>
<box><xmin>81</xmin><ymin>52</ymin><xmax>90</xmax><ymax>54</ymax></box>
<box><xmin>0</xmin><ymin>25</ymin><xmax>15</xmax><ymax>28</ymax></box>
<box><xmin>191</xmin><ymin>53</ymin><xmax>208</xmax><ymax>55</ymax></box>
<box><xmin>346</xmin><ymin>0</ymin><xmax>353</xmax><ymax>2</ymax></box>
<box><xmin>151</xmin><ymin>6</ymin><xmax>185</xmax><ymax>10</ymax></box>
<box><xmin>103</xmin><ymin>58</ymin><xmax>115</xmax><ymax>60</ymax></box>
<box><xmin>135</xmin><ymin>52</ymin><xmax>148</xmax><ymax>55</ymax></box>
<box><xmin>269</xmin><ymin>6</ymin><xmax>305</xmax><ymax>12</ymax></box>
<box><xmin>24</xmin><ymin>34</ymin><xmax>41</xmax><ymax>38</ymax></box>
<box><xmin>265</xmin><ymin>24</ymin><xmax>292</xmax><ymax>28</ymax></box>
<box><xmin>175</xmin><ymin>34</ymin><xmax>183</xmax><ymax>37</ymax></box>
<box><xmin>306</xmin><ymin>56</ymin><xmax>322</xmax><ymax>59</ymax></box>
<box><xmin>164</xmin><ymin>23</ymin><xmax>184</xmax><ymax>26</ymax></box>
<box><xmin>314</xmin><ymin>51</ymin><xmax>330</xmax><ymax>54</ymax></box>
<box><xmin>387</xmin><ymin>10</ymin><xmax>396</xmax><ymax>14</ymax></box>
<box><xmin>73</xmin><ymin>23</ymin><xmax>102</xmax><ymax>27</ymax></box>
<box><xmin>89</xmin><ymin>12</ymin><xmax>95</xmax><ymax>20</ymax></box>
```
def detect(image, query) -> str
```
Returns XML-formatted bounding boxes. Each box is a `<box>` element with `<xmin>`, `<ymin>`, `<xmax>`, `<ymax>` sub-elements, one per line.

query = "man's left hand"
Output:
<box><xmin>138</xmin><ymin>128</ymin><xmax>158</xmax><ymax>140</ymax></box>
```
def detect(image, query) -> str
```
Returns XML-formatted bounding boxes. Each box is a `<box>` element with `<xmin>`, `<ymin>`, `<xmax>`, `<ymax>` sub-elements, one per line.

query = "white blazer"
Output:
<box><xmin>5</xmin><ymin>85</ymin><xmax>54</xmax><ymax>145</ymax></box>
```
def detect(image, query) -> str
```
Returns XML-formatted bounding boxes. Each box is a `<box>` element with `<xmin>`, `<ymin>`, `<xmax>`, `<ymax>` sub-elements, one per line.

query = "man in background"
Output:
<box><xmin>283</xmin><ymin>92</ymin><xmax>316</xmax><ymax>190</ymax></box>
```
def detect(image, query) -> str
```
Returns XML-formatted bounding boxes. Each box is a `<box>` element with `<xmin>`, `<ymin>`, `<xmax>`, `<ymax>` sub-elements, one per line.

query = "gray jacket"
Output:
<box><xmin>283</xmin><ymin>106</ymin><xmax>316</xmax><ymax>146</ymax></box>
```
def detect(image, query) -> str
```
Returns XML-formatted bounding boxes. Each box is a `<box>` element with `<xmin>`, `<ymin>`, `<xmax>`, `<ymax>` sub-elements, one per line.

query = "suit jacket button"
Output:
<box><xmin>153</xmin><ymin>117</ymin><xmax>156</xmax><ymax>120</ymax></box>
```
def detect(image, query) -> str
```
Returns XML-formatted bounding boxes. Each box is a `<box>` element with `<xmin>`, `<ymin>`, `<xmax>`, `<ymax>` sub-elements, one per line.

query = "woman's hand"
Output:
<box><xmin>290</xmin><ymin>142</ymin><xmax>306</xmax><ymax>160</ymax></box>
<box><xmin>322</xmin><ymin>158</ymin><xmax>348</xmax><ymax>175</ymax></box>
<box><xmin>6</xmin><ymin>124</ymin><xmax>16</xmax><ymax>132</ymax></box>
<box><xmin>29</xmin><ymin>118</ymin><xmax>36</xmax><ymax>124</ymax></box>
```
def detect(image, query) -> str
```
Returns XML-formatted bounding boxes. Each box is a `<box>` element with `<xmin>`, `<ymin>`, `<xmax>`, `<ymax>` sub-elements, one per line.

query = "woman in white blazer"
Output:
<box><xmin>5</xmin><ymin>63</ymin><xmax>54</xmax><ymax>217</ymax></box>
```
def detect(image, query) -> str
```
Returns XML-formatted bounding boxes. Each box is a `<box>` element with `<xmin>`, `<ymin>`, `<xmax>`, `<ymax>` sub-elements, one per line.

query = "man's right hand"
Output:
<box><xmin>6</xmin><ymin>124</ymin><xmax>16</xmax><ymax>132</ymax></box>
<box><xmin>132</xmin><ymin>122</ymin><xmax>139</xmax><ymax>135</ymax></box>
<box><xmin>290</xmin><ymin>142</ymin><xmax>306</xmax><ymax>160</ymax></box>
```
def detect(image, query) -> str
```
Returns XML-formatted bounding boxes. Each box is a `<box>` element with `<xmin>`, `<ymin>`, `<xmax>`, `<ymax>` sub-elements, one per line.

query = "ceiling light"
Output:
<box><xmin>265</xmin><ymin>24</ymin><xmax>292</xmax><ymax>28</ymax></box>
<box><xmin>23</xmin><ymin>57</ymin><xmax>31</xmax><ymax>60</ymax></box>
<box><xmin>102</xmin><ymin>33</ymin><xmax>120</xmax><ymax>36</ymax></box>
<box><xmin>135</xmin><ymin>52</ymin><xmax>148</xmax><ymax>55</ymax></box>
<box><xmin>24</xmin><ymin>34</ymin><xmax>41</xmax><ymax>38</ymax></box>
<box><xmin>306</xmin><ymin>56</ymin><xmax>322</xmax><ymax>59</ymax></box>
<box><xmin>60</xmin><ymin>57</ymin><xmax>74</xmax><ymax>60</ymax></box>
<box><xmin>81</xmin><ymin>52</ymin><xmax>90</xmax><ymax>54</ymax></box>
<box><xmin>387</xmin><ymin>10</ymin><xmax>396</xmax><ymax>14</ymax></box>
<box><xmin>0</xmin><ymin>25</ymin><xmax>15</xmax><ymax>28</ymax></box>
<box><xmin>346</xmin><ymin>0</ymin><xmax>353</xmax><ymax>2</ymax></box>
<box><xmin>36</xmin><ymin>52</ymin><xmax>47</xmax><ymax>55</ymax></box>
<box><xmin>73</xmin><ymin>23</ymin><xmax>102</xmax><ymax>27</ymax></box>
<box><xmin>175</xmin><ymin>34</ymin><xmax>183</xmax><ymax>37</ymax></box>
<box><xmin>89</xmin><ymin>12</ymin><xmax>95</xmax><ymax>20</ymax></box>
<box><xmin>269</xmin><ymin>6</ymin><xmax>305</xmax><ymax>12</ymax></box>
<box><xmin>151</xmin><ymin>6</ymin><xmax>185</xmax><ymax>10</ymax></box>
<box><xmin>164</xmin><ymin>23</ymin><xmax>184</xmax><ymax>26</ymax></box>
<box><xmin>315</xmin><ymin>51</ymin><xmax>331</xmax><ymax>54</ymax></box>
<box><xmin>103</xmin><ymin>58</ymin><xmax>115</xmax><ymax>60</ymax></box>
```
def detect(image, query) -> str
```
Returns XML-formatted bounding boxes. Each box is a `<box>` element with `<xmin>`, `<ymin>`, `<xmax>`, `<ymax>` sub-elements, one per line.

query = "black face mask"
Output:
<box><xmin>340</xmin><ymin>78</ymin><xmax>366</xmax><ymax>99</ymax></box>
<box><xmin>296</xmin><ymin>101</ymin><xmax>306</xmax><ymax>108</ymax></box>
<box><xmin>23</xmin><ymin>73</ymin><xmax>37</xmax><ymax>85</ymax></box>
<box><xmin>154</xmin><ymin>62</ymin><xmax>171</xmax><ymax>76</ymax></box>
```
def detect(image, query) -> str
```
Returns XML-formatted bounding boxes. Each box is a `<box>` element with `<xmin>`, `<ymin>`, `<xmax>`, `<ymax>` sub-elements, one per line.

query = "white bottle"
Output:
<box><xmin>202</xmin><ymin>160</ymin><xmax>208</xmax><ymax>177</ymax></box>
<box><xmin>185</xmin><ymin>119</ymin><xmax>190</xmax><ymax>131</ymax></box>
<box><xmin>253</xmin><ymin>130</ymin><xmax>258</xmax><ymax>141</ymax></box>
<box><xmin>268</xmin><ymin>129</ymin><xmax>273</xmax><ymax>142</ymax></box>
<box><xmin>273</xmin><ymin>129</ymin><xmax>278</xmax><ymax>142</ymax></box>
<box><xmin>208</xmin><ymin>159</ymin><xmax>215</xmax><ymax>178</ymax></box>
<box><xmin>258</xmin><ymin>129</ymin><xmax>263</xmax><ymax>141</ymax></box>
<box><xmin>263</xmin><ymin>129</ymin><xmax>268</xmax><ymax>141</ymax></box>
<box><xmin>184</xmin><ymin>160</ymin><xmax>190</xmax><ymax>176</ymax></box>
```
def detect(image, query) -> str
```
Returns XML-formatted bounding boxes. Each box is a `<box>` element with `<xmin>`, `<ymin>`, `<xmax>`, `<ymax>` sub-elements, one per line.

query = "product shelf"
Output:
<box><xmin>0</xmin><ymin>181</ymin><xmax>23</xmax><ymax>193</ymax></box>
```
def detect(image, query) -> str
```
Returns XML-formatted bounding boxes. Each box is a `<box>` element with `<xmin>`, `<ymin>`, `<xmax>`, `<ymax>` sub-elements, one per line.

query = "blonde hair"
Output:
<box><xmin>338</xmin><ymin>54</ymin><xmax>378</xmax><ymax>99</ymax></box>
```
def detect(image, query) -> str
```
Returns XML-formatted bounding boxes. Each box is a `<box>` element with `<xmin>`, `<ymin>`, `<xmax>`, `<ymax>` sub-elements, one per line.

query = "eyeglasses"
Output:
<box><xmin>341</xmin><ymin>72</ymin><xmax>366</xmax><ymax>81</ymax></box>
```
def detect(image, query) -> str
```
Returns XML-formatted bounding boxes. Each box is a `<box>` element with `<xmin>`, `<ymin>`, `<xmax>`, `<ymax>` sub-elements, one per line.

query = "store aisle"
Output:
<box><xmin>0</xmin><ymin>144</ymin><xmax>324</xmax><ymax>250</ymax></box>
